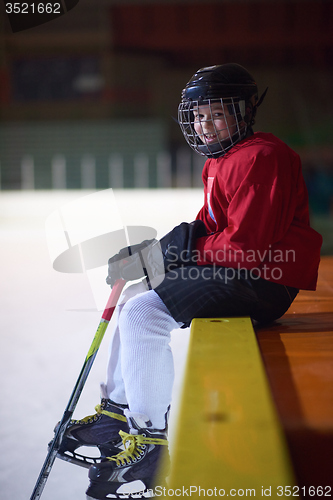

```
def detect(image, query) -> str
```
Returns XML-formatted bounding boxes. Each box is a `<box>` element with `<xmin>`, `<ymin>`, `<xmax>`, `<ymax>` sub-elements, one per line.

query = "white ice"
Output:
<box><xmin>0</xmin><ymin>188</ymin><xmax>203</xmax><ymax>500</ymax></box>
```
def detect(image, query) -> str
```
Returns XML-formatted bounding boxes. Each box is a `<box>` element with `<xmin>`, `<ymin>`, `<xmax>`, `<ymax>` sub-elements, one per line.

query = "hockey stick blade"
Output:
<box><xmin>29</xmin><ymin>278</ymin><xmax>126</xmax><ymax>500</ymax></box>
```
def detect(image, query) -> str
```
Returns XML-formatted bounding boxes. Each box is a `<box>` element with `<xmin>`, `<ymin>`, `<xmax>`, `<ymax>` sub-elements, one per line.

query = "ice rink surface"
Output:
<box><xmin>0</xmin><ymin>188</ymin><xmax>203</xmax><ymax>500</ymax></box>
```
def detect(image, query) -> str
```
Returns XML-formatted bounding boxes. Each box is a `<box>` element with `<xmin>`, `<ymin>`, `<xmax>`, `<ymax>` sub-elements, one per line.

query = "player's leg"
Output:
<box><xmin>154</xmin><ymin>265</ymin><xmax>298</xmax><ymax>326</ymax></box>
<box><xmin>86</xmin><ymin>289</ymin><xmax>179</xmax><ymax>499</ymax></box>
<box><xmin>105</xmin><ymin>280</ymin><xmax>150</xmax><ymax>404</ymax></box>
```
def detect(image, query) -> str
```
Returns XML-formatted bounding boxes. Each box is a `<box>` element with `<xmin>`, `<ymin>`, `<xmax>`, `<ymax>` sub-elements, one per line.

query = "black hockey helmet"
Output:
<box><xmin>178</xmin><ymin>63</ymin><xmax>266</xmax><ymax>158</ymax></box>
<box><xmin>182</xmin><ymin>63</ymin><xmax>258</xmax><ymax>102</ymax></box>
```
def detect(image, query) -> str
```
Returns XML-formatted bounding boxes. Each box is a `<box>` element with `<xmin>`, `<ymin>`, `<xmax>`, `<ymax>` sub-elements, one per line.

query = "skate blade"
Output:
<box><xmin>86</xmin><ymin>480</ymin><xmax>155</xmax><ymax>499</ymax></box>
<box><xmin>52</xmin><ymin>436</ymin><xmax>121</xmax><ymax>469</ymax></box>
<box><xmin>86</xmin><ymin>496</ymin><xmax>155</xmax><ymax>500</ymax></box>
<box><xmin>86</xmin><ymin>490</ymin><xmax>154</xmax><ymax>500</ymax></box>
<box><xmin>116</xmin><ymin>481</ymin><xmax>155</xmax><ymax>498</ymax></box>
<box><xmin>57</xmin><ymin>448</ymin><xmax>101</xmax><ymax>469</ymax></box>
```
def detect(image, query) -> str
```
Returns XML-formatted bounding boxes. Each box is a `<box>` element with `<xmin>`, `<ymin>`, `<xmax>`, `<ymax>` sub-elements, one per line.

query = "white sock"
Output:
<box><xmin>118</xmin><ymin>290</ymin><xmax>180</xmax><ymax>429</ymax></box>
<box><xmin>105</xmin><ymin>281</ymin><xmax>149</xmax><ymax>405</ymax></box>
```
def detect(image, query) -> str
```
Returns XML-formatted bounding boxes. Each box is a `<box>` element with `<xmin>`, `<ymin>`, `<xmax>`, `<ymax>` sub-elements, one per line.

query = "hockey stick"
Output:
<box><xmin>29</xmin><ymin>278</ymin><xmax>126</xmax><ymax>500</ymax></box>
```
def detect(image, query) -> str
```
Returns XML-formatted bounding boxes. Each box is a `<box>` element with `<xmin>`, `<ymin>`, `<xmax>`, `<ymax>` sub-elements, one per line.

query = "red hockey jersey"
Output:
<box><xmin>195</xmin><ymin>132</ymin><xmax>322</xmax><ymax>290</ymax></box>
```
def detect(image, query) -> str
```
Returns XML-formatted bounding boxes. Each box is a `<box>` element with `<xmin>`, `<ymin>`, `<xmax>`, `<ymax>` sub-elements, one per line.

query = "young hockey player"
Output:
<box><xmin>57</xmin><ymin>64</ymin><xmax>322</xmax><ymax>499</ymax></box>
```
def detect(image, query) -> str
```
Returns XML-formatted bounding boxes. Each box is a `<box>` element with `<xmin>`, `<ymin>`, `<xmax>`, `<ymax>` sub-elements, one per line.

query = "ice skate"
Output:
<box><xmin>53</xmin><ymin>397</ymin><xmax>129</xmax><ymax>469</ymax></box>
<box><xmin>85</xmin><ymin>412</ymin><xmax>169</xmax><ymax>500</ymax></box>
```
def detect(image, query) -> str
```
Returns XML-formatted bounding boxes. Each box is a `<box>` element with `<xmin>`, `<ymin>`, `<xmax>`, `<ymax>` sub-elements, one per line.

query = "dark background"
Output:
<box><xmin>1</xmin><ymin>0</ymin><xmax>332</xmax><ymax>251</ymax></box>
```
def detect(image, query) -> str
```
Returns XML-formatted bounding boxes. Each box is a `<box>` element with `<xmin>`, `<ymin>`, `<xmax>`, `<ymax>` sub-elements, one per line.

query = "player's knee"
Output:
<box><xmin>119</xmin><ymin>291</ymin><xmax>175</xmax><ymax>340</ymax></box>
<box><xmin>119</xmin><ymin>294</ymin><xmax>150</xmax><ymax>336</ymax></box>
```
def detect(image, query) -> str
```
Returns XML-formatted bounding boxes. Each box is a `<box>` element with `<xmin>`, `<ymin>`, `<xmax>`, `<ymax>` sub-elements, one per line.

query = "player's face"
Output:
<box><xmin>192</xmin><ymin>102</ymin><xmax>238</xmax><ymax>145</ymax></box>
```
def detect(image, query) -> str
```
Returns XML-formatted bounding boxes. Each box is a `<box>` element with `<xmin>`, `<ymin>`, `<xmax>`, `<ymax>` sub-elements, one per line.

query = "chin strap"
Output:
<box><xmin>248</xmin><ymin>87</ymin><xmax>268</xmax><ymax>126</ymax></box>
<box><xmin>257</xmin><ymin>87</ymin><xmax>269</xmax><ymax>108</ymax></box>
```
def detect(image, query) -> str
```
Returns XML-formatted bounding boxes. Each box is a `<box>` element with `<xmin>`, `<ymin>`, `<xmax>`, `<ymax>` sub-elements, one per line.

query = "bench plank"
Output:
<box><xmin>167</xmin><ymin>317</ymin><xmax>296</xmax><ymax>496</ymax></box>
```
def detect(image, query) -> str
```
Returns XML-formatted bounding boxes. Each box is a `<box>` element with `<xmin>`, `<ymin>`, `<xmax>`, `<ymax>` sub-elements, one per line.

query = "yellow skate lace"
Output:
<box><xmin>107</xmin><ymin>430</ymin><xmax>168</xmax><ymax>466</ymax></box>
<box><xmin>72</xmin><ymin>404</ymin><xmax>127</xmax><ymax>425</ymax></box>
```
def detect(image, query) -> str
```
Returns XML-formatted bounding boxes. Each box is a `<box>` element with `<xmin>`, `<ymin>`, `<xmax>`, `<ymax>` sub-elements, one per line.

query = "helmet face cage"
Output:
<box><xmin>178</xmin><ymin>97</ymin><xmax>247</xmax><ymax>158</ymax></box>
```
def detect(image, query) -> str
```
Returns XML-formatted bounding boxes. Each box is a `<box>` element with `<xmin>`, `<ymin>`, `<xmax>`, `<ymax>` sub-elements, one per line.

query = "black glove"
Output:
<box><xmin>160</xmin><ymin>220</ymin><xmax>207</xmax><ymax>272</ymax></box>
<box><xmin>106</xmin><ymin>239</ymin><xmax>164</xmax><ymax>287</ymax></box>
<box><xmin>106</xmin><ymin>220</ymin><xmax>207</xmax><ymax>287</ymax></box>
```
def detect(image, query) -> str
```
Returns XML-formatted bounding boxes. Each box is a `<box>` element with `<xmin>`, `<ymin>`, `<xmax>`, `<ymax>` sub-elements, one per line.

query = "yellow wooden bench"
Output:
<box><xmin>165</xmin><ymin>317</ymin><xmax>296</xmax><ymax>498</ymax></box>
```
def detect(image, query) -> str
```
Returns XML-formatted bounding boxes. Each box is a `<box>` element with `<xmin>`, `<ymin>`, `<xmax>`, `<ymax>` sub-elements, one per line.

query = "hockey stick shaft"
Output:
<box><xmin>29</xmin><ymin>278</ymin><xmax>126</xmax><ymax>500</ymax></box>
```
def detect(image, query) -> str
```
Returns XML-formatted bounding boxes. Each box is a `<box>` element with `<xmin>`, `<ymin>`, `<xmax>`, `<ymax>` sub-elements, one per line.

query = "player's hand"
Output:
<box><xmin>106</xmin><ymin>220</ymin><xmax>207</xmax><ymax>287</ymax></box>
<box><xmin>106</xmin><ymin>239</ymin><xmax>163</xmax><ymax>287</ymax></box>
